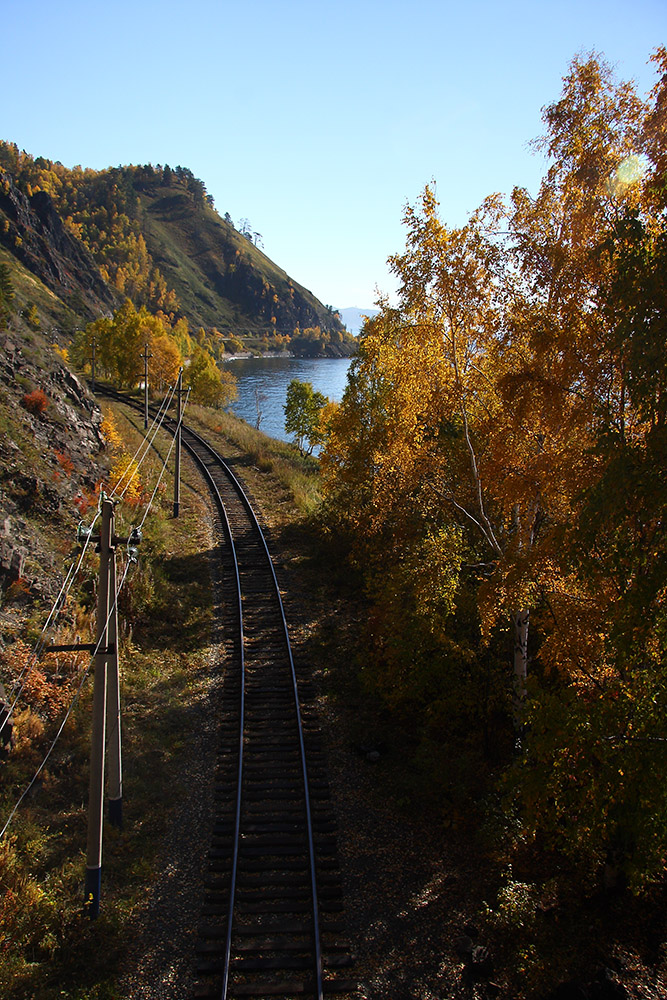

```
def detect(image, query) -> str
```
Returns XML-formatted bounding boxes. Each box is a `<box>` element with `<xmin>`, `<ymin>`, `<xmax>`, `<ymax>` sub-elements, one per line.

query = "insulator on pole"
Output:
<box><xmin>77</xmin><ymin>522</ymin><xmax>94</xmax><ymax>546</ymax></box>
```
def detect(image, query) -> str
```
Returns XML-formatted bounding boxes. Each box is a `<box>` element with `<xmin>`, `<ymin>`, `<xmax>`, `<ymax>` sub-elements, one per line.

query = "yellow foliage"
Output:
<box><xmin>108</xmin><ymin>453</ymin><xmax>142</xmax><ymax>505</ymax></box>
<box><xmin>14</xmin><ymin>707</ymin><xmax>45</xmax><ymax>748</ymax></box>
<box><xmin>63</xmin><ymin>216</ymin><xmax>83</xmax><ymax>239</ymax></box>
<box><xmin>322</xmin><ymin>52</ymin><xmax>654</xmax><ymax>708</ymax></box>
<box><xmin>100</xmin><ymin>409</ymin><xmax>122</xmax><ymax>450</ymax></box>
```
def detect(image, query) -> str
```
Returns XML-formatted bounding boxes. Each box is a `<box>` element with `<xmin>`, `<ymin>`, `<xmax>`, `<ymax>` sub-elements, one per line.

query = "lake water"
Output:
<box><xmin>221</xmin><ymin>355</ymin><xmax>353</xmax><ymax>444</ymax></box>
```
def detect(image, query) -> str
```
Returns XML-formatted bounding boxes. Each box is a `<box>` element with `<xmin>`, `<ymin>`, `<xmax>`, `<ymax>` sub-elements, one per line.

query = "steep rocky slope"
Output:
<box><xmin>0</xmin><ymin>325</ymin><xmax>106</xmax><ymax>606</ymax></box>
<box><xmin>0</xmin><ymin>172</ymin><xmax>116</xmax><ymax>322</ymax></box>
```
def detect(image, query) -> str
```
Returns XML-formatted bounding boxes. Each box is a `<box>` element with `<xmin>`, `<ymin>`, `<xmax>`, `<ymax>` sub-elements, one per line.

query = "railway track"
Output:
<box><xmin>99</xmin><ymin>388</ymin><xmax>355</xmax><ymax>999</ymax></box>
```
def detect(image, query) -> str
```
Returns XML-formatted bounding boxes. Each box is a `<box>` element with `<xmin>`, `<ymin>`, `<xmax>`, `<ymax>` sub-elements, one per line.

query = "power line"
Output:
<box><xmin>1</xmin><ymin>509</ymin><xmax>102</xmax><ymax>738</ymax></box>
<box><xmin>109</xmin><ymin>383</ymin><xmax>176</xmax><ymax>502</ymax></box>
<box><xmin>1</xmin><ymin>382</ymin><xmax>182</xmax><ymax>737</ymax></box>
<box><xmin>0</xmin><ymin>385</ymin><xmax>186</xmax><ymax>846</ymax></box>
<box><xmin>0</xmin><ymin>553</ymin><xmax>134</xmax><ymax>840</ymax></box>
<box><xmin>139</xmin><ymin>386</ymin><xmax>191</xmax><ymax>529</ymax></box>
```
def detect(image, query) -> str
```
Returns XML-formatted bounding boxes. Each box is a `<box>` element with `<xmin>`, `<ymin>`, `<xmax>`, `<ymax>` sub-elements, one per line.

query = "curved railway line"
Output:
<box><xmin>100</xmin><ymin>388</ymin><xmax>356</xmax><ymax>999</ymax></box>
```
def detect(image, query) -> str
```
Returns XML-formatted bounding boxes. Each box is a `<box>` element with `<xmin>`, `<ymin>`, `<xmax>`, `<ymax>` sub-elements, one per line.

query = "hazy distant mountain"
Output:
<box><xmin>338</xmin><ymin>306</ymin><xmax>379</xmax><ymax>336</ymax></box>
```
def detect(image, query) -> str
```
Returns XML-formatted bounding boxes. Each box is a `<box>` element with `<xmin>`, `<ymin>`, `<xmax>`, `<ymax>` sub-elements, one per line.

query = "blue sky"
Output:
<box><xmin>2</xmin><ymin>0</ymin><xmax>664</xmax><ymax>310</ymax></box>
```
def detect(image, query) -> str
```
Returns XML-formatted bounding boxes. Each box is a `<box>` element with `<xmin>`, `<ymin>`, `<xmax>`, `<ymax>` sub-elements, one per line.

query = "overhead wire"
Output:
<box><xmin>138</xmin><ymin>386</ymin><xmax>191</xmax><ymax>530</ymax></box>
<box><xmin>3</xmin><ymin>381</ymin><xmax>180</xmax><ymax>734</ymax></box>
<box><xmin>0</xmin><ymin>552</ymin><xmax>134</xmax><ymax>840</ymax></box>
<box><xmin>1</xmin><ymin>507</ymin><xmax>102</xmax><ymax>738</ymax></box>
<box><xmin>109</xmin><ymin>382</ymin><xmax>177</xmax><ymax>502</ymax></box>
<box><xmin>108</xmin><ymin>382</ymin><xmax>175</xmax><ymax>497</ymax></box>
<box><xmin>1</xmin><ymin>381</ymin><xmax>186</xmax><ymax>825</ymax></box>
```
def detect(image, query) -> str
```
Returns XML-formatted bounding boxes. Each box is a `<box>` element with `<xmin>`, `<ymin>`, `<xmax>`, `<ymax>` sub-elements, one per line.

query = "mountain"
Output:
<box><xmin>338</xmin><ymin>306</ymin><xmax>379</xmax><ymax>336</ymax></box>
<box><xmin>0</xmin><ymin>143</ymin><xmax>355</xmax><ymax>356</ymax></box>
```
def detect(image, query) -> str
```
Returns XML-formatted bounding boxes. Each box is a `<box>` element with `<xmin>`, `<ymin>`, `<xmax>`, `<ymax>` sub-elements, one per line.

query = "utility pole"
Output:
<box><xmin>51</xmin><ymin>508</ymin><xmax>141</xmax><ymax>916</ymax></box>
<box><xmin>84</xmin><ymin>496</ymin><xmax>114</xmax><ymax>917</ymax></box>
<box><xmin>106</xmin><ymin>547</ymin><xmax>122</xmax><ymax>829</ymax></box>
<box><xmin>141</xmin><ymin>343</ymin><xmax>152</xmax><ymax>430</ymax></box>
<box><xmin>174</xmin><ymin>368</ymin><xmax>183</xmax><ymax>518</ymax></box>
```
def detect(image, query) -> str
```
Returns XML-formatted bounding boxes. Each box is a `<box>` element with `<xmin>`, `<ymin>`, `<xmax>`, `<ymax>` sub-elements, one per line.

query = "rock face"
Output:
<box><xmin>0</xmin><ymin>518</ymin><xmax>27</xmax><ymax>587</ymax></box>
<box><xmin>0</xmin><ymin>170</ymin><xmax>117</xmax><ymax>319</ymax></box>
<box><xmin>0</xmin><ymin>330</ymin><xmax>107</xmax><ymax>601</ymax></box>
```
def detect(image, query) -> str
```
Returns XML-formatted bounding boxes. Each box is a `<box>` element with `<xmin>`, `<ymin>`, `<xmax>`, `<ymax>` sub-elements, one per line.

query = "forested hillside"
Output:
<box><xmin>0</xmin><ymin>143</ymin><xmax>354</xmax><ymax>355</ymax></box>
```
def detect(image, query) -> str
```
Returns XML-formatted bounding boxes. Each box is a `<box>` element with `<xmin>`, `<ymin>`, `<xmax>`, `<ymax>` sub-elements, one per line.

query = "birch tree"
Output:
<box><xmin>323</xmin><ymin>47</ymin><xmax>667</xmax><ymax>881</ymax></box>
<box><xmin>324</xmin><ymin>189</ymin><xmax>571</xmax><ymax>721</ymax></box>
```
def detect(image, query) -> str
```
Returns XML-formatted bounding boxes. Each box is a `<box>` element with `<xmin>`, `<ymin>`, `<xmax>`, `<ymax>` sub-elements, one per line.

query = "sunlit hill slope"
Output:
<box><xmin>0</xmin><ymin>142</ymin><xmax>354</xmax><ymax>355</ymax></box>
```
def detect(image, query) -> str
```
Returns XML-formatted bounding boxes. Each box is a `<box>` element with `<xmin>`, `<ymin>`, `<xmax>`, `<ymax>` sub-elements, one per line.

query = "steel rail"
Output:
<box><xmin>174</xmin><ymin>431</ymin><xmax>245</xmax><ymax>1000</ymax></box>
<box><xmin>178</xmin><ymin>423</ymin><xmax>324</xmax><ymax>1000</ymax></box>
<box><xmin>98</xmin><ymin>386</ymin><xmax>324</xmax><ymax>999</ymax></box>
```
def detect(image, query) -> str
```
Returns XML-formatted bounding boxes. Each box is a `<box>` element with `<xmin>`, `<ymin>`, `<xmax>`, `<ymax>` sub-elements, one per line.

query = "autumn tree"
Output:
<box><xmin>171</xmin><ymin>317</ymin><xmax>193</xmax><ymax>358</ymax></box>
<box><xmin>148</xmin><ymin>329</ymin><xmax>182</xmax><ymax>390</ymax></box>
<box><xmin>75</xmin><ymin>300</ymin><xmax>183</xmax><ymax>390</ymax></box>
<box><xmin>505</xmin><ymin>49</ymin><xmax>667</xmax><ymax>884</ymax></box>
<box><xmin>185</xmin><ymin>346</ymin><xmax>237</xmax><ymax>408</ymax></box>
<box><xmin>98</xmin><ymin>299</ymin><xmax>144</xmax><ymax>387</ymax></box>
<box><xmin>284</xmin><ymin>379</ymin><xmax>328</xmax><ymax>455</ymax></box>
<box><xmin>131</xmin><ymin>307</ymin><xmax>183</xmax><ymax>390</ymax></box>
<box><xmin>323</xmin><ymin>188</ymin><xmax>560</xmax><ymax>720</ymax></box>
<box><xmin>322</xmin><ymin>50</ymin><xmax>667</xmax><ymax>884</ymax></box>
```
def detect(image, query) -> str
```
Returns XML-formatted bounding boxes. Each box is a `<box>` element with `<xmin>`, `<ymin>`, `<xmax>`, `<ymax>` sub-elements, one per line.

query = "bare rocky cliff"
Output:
<box><xmin>0</xmin><ymin>171</ymin><xmax>117</xmax><ymax>321</ymax></box>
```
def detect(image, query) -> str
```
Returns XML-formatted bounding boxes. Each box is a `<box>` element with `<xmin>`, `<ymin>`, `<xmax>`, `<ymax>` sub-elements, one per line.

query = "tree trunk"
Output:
<box><xmin>512</xmin><ymin>609</ymin><xmax>529</xmax><ymax>729</ymax></box>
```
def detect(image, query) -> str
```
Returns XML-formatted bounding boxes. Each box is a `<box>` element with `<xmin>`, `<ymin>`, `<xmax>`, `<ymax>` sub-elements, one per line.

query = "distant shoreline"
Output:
<box><xmin>223</xmin><ymin>347</ymin><xmax>357</xmax><ymax>363</ymax></box>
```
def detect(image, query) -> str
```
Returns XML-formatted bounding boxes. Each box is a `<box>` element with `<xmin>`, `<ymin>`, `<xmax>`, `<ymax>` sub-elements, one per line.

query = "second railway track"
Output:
<box><xmin>101</xmin><ymin>388</ymin><xmax>355</xmax><ymax>999</ymax></box>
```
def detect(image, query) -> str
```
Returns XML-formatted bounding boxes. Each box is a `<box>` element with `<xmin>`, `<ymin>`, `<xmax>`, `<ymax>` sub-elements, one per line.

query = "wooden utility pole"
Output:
<box><xmin>52</xmin><ymin>508</ymin><xmax>141</xmax><ymax>916</ymax></box>
<box><xmin>84</xmin><ymin>497</ymin><xmax>114</xmax><ymax>917</ymax></box>
<box><xmin>106</xmin><ymin>547</ymin><xmax>122</xmax><ymax>829</ymax></box>
<box><xmin>141</xmin><ymin>343</ymin><xmax>152</xmax><ymax>429</ymax></box>
<box><xmin>174</xmin><ymin>368</ymin><xmax>183</xmax><ymax>518</ymax></box>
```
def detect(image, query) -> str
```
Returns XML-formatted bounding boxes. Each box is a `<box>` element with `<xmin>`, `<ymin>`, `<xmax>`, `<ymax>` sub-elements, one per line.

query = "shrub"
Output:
<box><xmin>54</xmin><ymin>451</ymin><xmax>74</xmax><ymax>478</ymax></box>
<box><xmin>25</xmin><ymin>304</ymin><xmax>40</xmax><ymax>330</ymax></box>
<box><xmin>100</xmin><ymin>410</ymin><xmax>122</xmax><ymax>450</ymax></box>
<box><xmin>20</xmin><ymin>390</ymin><xmax>48</xmax><ymax>416</ymax></box>
<box><xmin>108</xmin><ymin>453</ymin><xmax>142</xmax><ymax>505</ymax></box>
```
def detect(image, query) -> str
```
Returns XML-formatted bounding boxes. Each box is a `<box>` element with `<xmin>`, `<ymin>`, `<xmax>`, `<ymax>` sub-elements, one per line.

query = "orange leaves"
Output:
<box><xmin>0</xmin><ymin>639</ymin><xmax>85</xmax><ymax>727</ymax></box>
<box><xmin>73</xmin><ymin>484</ymin><xmax>100</xmax><ymax>517</ymax></box>
<box><xmin>54</xmin><ymin>451</ymin><xmax>74</xmax><ymax>478</ymax></box>
<box><xmin>20</xmin><ymin>389</ymin><xmax>48</xmax><ymax>416</ymax></box>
